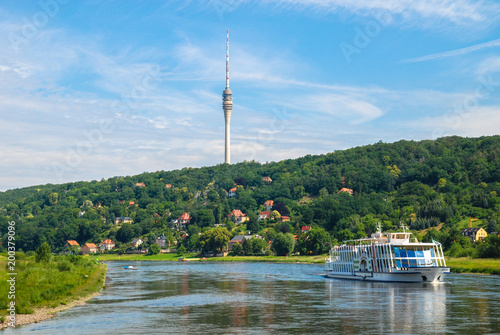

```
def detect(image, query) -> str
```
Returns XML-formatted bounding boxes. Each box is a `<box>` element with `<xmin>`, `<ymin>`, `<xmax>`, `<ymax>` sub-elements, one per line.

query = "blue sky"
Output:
<box><xmin>1</xmin><ymin>0</ymin><xmax>500</xmax><ymax>190</ymax></box>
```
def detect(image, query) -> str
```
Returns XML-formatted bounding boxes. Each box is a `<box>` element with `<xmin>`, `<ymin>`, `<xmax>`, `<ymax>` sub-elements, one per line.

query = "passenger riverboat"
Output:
<box><xmin>325</xmin><ymin>225</ymin><xmax>450</xmax><ymax>283</ymax></box>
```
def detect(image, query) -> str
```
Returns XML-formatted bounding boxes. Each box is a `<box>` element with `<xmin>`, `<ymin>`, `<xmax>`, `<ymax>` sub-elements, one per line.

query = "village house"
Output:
<box><xmin>258</xmin><ymin>211</ymin><xmax>270</xmax><ymax>221</ymax></box>
<box><xmin>228</xmin><ymin>209</ymin><xmax>248</xmax><ymax>224</ymax></box>
<box><xmin>461</xmin><ymin>227</ymin><xmax>488</xmax><ymax>243</ymax></box>
<box><xmin>131</xmin><ymin>238</ymin><xmax>143</xmax><ymax>248</ymax></box>
<box><xmin>262</xmin><ymin>176</ymin><xmax>273</xmax><ymax>184</ymax></box>
<box><xmin>338</xmin><ymin>188</ymin><xmax>354</xmax><ymax>195</ymax></box>
<box><xmin>165</xmin><ymin>184</ymin><xmax>173</xmax><ymax>188</ymax></box>
<box><xmin>301</xmin><ymin>226</ymin><xmax>312</xmax><ymax>233</ymax></box>
<box><xmin>135</xmin><ymin>183</ymin><xmax>146</xmax><ymax>187</ymax></box>
<box><xmin>82</xmin><ymin>243</ymin><xmax>98</xmax><ymax>254</ymax></box>
<box><xmin>65</xmin><ymin>240</ymin><xmax>80</xmax><ymax>248</ymax></box>
<box><xmin>156</xmin><ymin>234</ymin><xmax>168</xmax><ymax>248</ymax></box>
<box><xmin>99</xmin><ymin>239</ymin><xmax>115</xmax><ymax>252</ymax></box>
<box><xmin>115</xmin><ymin>217</ymin><xmax>133</xmax><ymax>224</ymax></box>
<box><xmin>263</xmin><ymin>200</ymin><xmax>274</xmax><ymax>211</ymax></box>
<box><xmin>174</xmin><ymin>212</ymin><xmax>192</xmax><ymax>230</ymax></box>
<box><xmin>228</xmin><ymin>187</ymin><xmax>237</xmax><ymax>198</ymax></box>
<box><xmin>280</xmin><ymin>216</ymin><xmax>290</xmax><ymax>222</ymax></box>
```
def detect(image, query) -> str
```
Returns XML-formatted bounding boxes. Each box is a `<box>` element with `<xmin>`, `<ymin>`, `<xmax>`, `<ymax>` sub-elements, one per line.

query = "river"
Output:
<box><xmin>5</xmin><ymin>261</ymin><xmax>500</xmax><ymax>334</ymax></box>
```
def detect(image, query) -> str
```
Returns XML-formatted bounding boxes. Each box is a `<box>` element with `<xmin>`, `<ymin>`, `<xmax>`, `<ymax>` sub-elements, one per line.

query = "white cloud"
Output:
<box><xmin>408</xmin><ymin>106</ymin><xmax>500</xmax><ymax>139</ymax></box>
<box><xmin>403</xmin><ymin>38</ymin><xmax>500</xmax><ymax>63</ymax></box>
<box><xmin>263</xmin><ymin>0</ymin><xmax>500</xmax><ymax>26</ymax></box>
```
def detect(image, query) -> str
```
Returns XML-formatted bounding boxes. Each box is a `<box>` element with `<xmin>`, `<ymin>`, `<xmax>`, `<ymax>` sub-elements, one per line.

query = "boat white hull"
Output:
<box><xmin>325</xmin><ymin>267</ymin><xmax>450</xmax><ymax>283</ymax></box>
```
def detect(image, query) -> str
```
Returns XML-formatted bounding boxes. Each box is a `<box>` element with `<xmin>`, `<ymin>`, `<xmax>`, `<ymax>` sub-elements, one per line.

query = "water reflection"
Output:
<box><xmin>325</xmin><ymin>280</ymin><xmax>448</xmax><ymax>334</ymax></box>
<box><xmin>5</xmin><ymin>262</ymin><xmax>500</xmax><ymax>335</ymax></box>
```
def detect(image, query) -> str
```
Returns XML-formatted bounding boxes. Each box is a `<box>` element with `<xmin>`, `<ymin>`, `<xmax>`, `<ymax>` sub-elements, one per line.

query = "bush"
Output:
<box><xmin>231</xmin><ymin>242</ymin><xmax>243</xmax><ymax>256</ymax></box>
<box><xmin>176</xmin><ymin>244</ymin><xmax>186</xmax><ymax>255</ymax></box>
<box><xmin>147</xmin><ymin>244</ymin><xmax>161</xmax><ymax>255</ymax></box>
<box><xmin>57</xmin><ymin>261</ymin><xmax>73</xmax><ymax>272</ymax></box>
<box><xmin>35</xmin><ymin>242</ymin><xmax>51</xmax><ymax>263</ymax></box>
<box><xmin>272</xmin><ymin>233</ymin><xmax>295</xmax><ymax>256</ymax></box>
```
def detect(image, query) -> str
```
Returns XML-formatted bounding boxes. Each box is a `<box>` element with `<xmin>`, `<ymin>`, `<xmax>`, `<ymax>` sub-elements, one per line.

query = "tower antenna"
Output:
<box><xmin>222</xmin><ymin>30</ymin><xmax>233</xmax><ymax>164</ymax></box>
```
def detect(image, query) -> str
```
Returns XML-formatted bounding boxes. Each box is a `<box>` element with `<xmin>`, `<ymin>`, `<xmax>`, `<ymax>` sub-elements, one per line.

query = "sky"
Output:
<box><xmin>1</xmin><ymin>0</ymin><xmax>500</xmax><ymax>191</ymax></box>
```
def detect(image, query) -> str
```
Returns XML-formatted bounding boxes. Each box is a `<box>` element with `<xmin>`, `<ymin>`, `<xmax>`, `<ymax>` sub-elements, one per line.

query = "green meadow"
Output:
<box><xmin>0</xmin><ymin>253</ymin><xmax>106</xmax><ymax>319</ymax></box>
<box><xmin>446</xmin><ymin>257</ymin><xmax>500</xmax><ymax>275</ymax></box>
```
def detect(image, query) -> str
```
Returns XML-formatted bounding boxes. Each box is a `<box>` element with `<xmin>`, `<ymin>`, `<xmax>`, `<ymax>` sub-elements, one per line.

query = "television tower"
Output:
<box><xmin>222</xmin><ymin>29</ymin><xmax>233</xmax><ymax>164</ymax></box>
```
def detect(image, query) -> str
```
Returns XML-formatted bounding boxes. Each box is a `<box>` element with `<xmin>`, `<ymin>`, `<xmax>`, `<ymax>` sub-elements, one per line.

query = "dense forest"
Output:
<box><xmin>1</xmin><ymin>136</ymin><xmax>499</xmax><ymax>257</ymax></box>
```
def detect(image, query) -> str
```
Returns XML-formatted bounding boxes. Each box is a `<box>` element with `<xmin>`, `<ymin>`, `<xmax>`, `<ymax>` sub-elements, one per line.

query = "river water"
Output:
<box><xmin>5</xmin><ymin>261</ymin><xmax>500</xmax><ymax>334</ymax></box>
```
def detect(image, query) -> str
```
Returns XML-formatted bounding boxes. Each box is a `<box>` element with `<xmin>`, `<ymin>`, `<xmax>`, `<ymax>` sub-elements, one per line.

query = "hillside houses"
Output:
<box><xmin>65</xmin><ymin>240</ymin><xmax>80</xmax><ymax>249</ymax></box>
<box><xmin>338</xmin><ymin>188</ymin><xmax>353</xmax><ymax>195</ymax></box>
<box><xmin>115</xmin><ymin>217</ymin><xmax>133</xmax><ymax>224</ymax></box>
<box><xmin>262</xmin><ymin>176</ymin><xmax>272</xmax><ymax>184</ymax></box>
<box><xmin>461</xmin><ymin>228</ymin><xmax>488</xmax><ymax>243</ymax></box>
<box><xmin>228</xmin><ymin>209</ymin><xmax>248</xmax><ymax>224</ymax></box>
<box><xmin>99</xmin><ymin>239</ymin><xmax>115</xmax><ymax>251</ymax></box>
<box><xmin>82</xmin><ymin>243</ymin><xmax>98</xmax><ymax>254</ymax></box>
<box><xmin>258</xmin><ymin>211</ymin><xmax>270</xmax><ymax>221</ymax></box>
<box><xmin>228</xmin><ymin>187</ymin><xmax>237</xmax><ymax>198</ymax></box>
<box><xmin>174</xmin><ymin>212</ymin><xmax>192</xmax><ymax>230</ymax></box>
<box><xmin>263</xmin><ymin>200</ymin><xmax>274</xmax><ymax>211</ymax></box>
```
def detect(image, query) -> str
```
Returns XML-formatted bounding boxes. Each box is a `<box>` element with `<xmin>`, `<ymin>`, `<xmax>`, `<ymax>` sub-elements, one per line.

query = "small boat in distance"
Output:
<box><xmin>124</xmin><ymin>266</ymin><xmax>138</xmax><ymax>270</ymax></box>
<box><xmin>325</xmin><ymin>224</ymin><xmax>450</xmax><ymax>283</ymax></box>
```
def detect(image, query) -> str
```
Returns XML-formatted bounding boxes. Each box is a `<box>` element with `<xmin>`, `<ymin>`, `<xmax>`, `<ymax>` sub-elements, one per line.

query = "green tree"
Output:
<box><xmin>298</xmin><ymin>228</ymin><xmax>332</xmax><ymax>255</ymax></box>
<box><xmin>199</xmin><ymin>227</ymin><xmax>231</xmax><ymax>253</ymax></box>
<box><xmin>242</xmin><ymin>237</ymin><xmax>253</xmax><ymax>255</ymax></box>
<box><xmin>177</xmin><ymin>244</ymin><xmax>187</xmax><ymax>255</ymax></box>
<box><xmin>251</xmin><ymin>238</ymin><xmax>268</xmax><ymax>255</ymax></box>
<box><xmin>116</xmin><ymin>224</ymin><xmax>134</xmax><ymax>243</ymax></box>
<box><xmin>231</xmin><ymin>242</ymin><xmax>243</xmax><ymax>255</ymax></box>
<box><xmin>270</xmin><ymin>210</ymin><xmax>281</xmax><ymax>221</ymax></box>
<box><xmin>272</xmin><ymin>232</ymin><xmax>295</xmax><ymax>256</ymax></box>
<box><xmin>35</xmin><ymin>242</ymin><xmax>51</xmax><ymax>263</ymax></box>
<box><xmin>147</xmin><ymin>243</ymin><xmax>161</xmax><ymax>255</ymax></box>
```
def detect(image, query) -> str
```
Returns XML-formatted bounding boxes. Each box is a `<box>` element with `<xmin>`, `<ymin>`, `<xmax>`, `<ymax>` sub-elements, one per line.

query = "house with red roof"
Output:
<box><xmin>301</xmin><ymin>226</ymin><xmax>312</xmax><ymax>233</ymax></box>
<box><xmin>65</xmin><ymin>240</ymin><xmax>80</xmax><ymax>249</ymax></box>
<box><xmin>280</xmin><ymin>216</ymin><xmax>290</xmax><ymax>222</ymax></box>
<box><xmin>99</xmin><ymin>239</ymin><xmax>115</xmax><ymax>252</ymax></box>
<box><xmin>82</xmin><ymin>243</ymin><xmax>98</xmax><ymax>254</ymax></box>
<box><xmin>258</xmin><ymin>211</ymin><xmax>270</xmax><ymax>221</ymax></box>
<box><xmin>135</xmin><ymin>183</ymin><xmax>146</xmax><ymax>187</ymax></box>
<box><xmin>228</xmin><ymin>187</ymin><xmax>237</xmax><ymax>198</ymax></box>
<box><xmin>263</xmin><ymin>200</ymin><xmax>274</xmax><ymax>211</ymax></box>
<box><xmin>337</xmin><ymin>188</ymin><xmax>354</xmax><ymax>196</ymax></box>
<box><xmin>228</xmin><ymin>209</ymin><xmax>248</xmax><ymax>224</ymax></box>
<box><xmin>165</xmin><ymin>184</ymin><xmax>172</xmax><ymax>188</ymax></box>
<box><xmin>174</xmin><ymin>212</ymin><xmax>192</xmax><ymax>230</ymax></box>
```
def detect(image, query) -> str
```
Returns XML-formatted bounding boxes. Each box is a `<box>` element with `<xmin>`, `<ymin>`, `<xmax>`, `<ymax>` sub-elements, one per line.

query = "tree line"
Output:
<box><xmin>0</xmin><ymin>135</ymin><xmax>499</xmax><ymax>257</ymax></box>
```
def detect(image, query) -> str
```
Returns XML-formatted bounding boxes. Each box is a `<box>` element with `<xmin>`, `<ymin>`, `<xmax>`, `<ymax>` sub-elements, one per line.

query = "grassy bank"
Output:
<box><xmin>0</xmin><ymin>253</ymin><xmax>107</xmax><ymax>320</ymax></box>
<box><xmin>445</xmin><ymin>257</ymin><xmax>500</xmax><ymax>275</ymax></box>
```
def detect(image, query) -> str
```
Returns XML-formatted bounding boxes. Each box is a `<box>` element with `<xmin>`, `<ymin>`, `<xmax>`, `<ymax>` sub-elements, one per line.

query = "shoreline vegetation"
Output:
<box><xmin>0</xmin><ymin>255</ymin><xmax>107</xmax><ymax>330</ymax></box>
<box><xmin>98</xmin><ymin>253</ymin><xmax>500</xmax><ymax>274</ymax></box>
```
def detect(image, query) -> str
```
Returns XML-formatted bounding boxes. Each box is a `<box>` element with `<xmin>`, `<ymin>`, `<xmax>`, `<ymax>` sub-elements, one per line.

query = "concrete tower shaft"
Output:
<box><xmin>222</xmin><ymin>30</ymin><xmax>233</xmax><ymax>164</ymax></box>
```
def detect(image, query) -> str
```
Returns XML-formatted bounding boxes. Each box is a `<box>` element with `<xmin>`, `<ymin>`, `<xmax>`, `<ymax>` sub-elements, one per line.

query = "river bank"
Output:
<box><xmin>0</xmin><ymin>257</ymin><xmax>107</xmax><ymax>330</ymax></box>
<box><xmin>0</xmin><ymin>290</ymin><xmax>102</xmax><ymax>330</ymax></box>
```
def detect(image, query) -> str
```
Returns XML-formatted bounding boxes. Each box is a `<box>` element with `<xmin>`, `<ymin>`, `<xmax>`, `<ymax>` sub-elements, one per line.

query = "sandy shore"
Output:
<box><xmin>0</xmin><ymin>290</ymin><xmax>103</xmax><ymax>330</ymax></box>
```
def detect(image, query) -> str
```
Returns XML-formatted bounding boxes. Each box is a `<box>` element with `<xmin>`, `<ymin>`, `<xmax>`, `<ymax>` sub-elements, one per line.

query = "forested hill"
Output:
<box><xmin>1</xmin><ymin>135</ymin><xmax>499</xmax><ymax>253</ymax></box>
